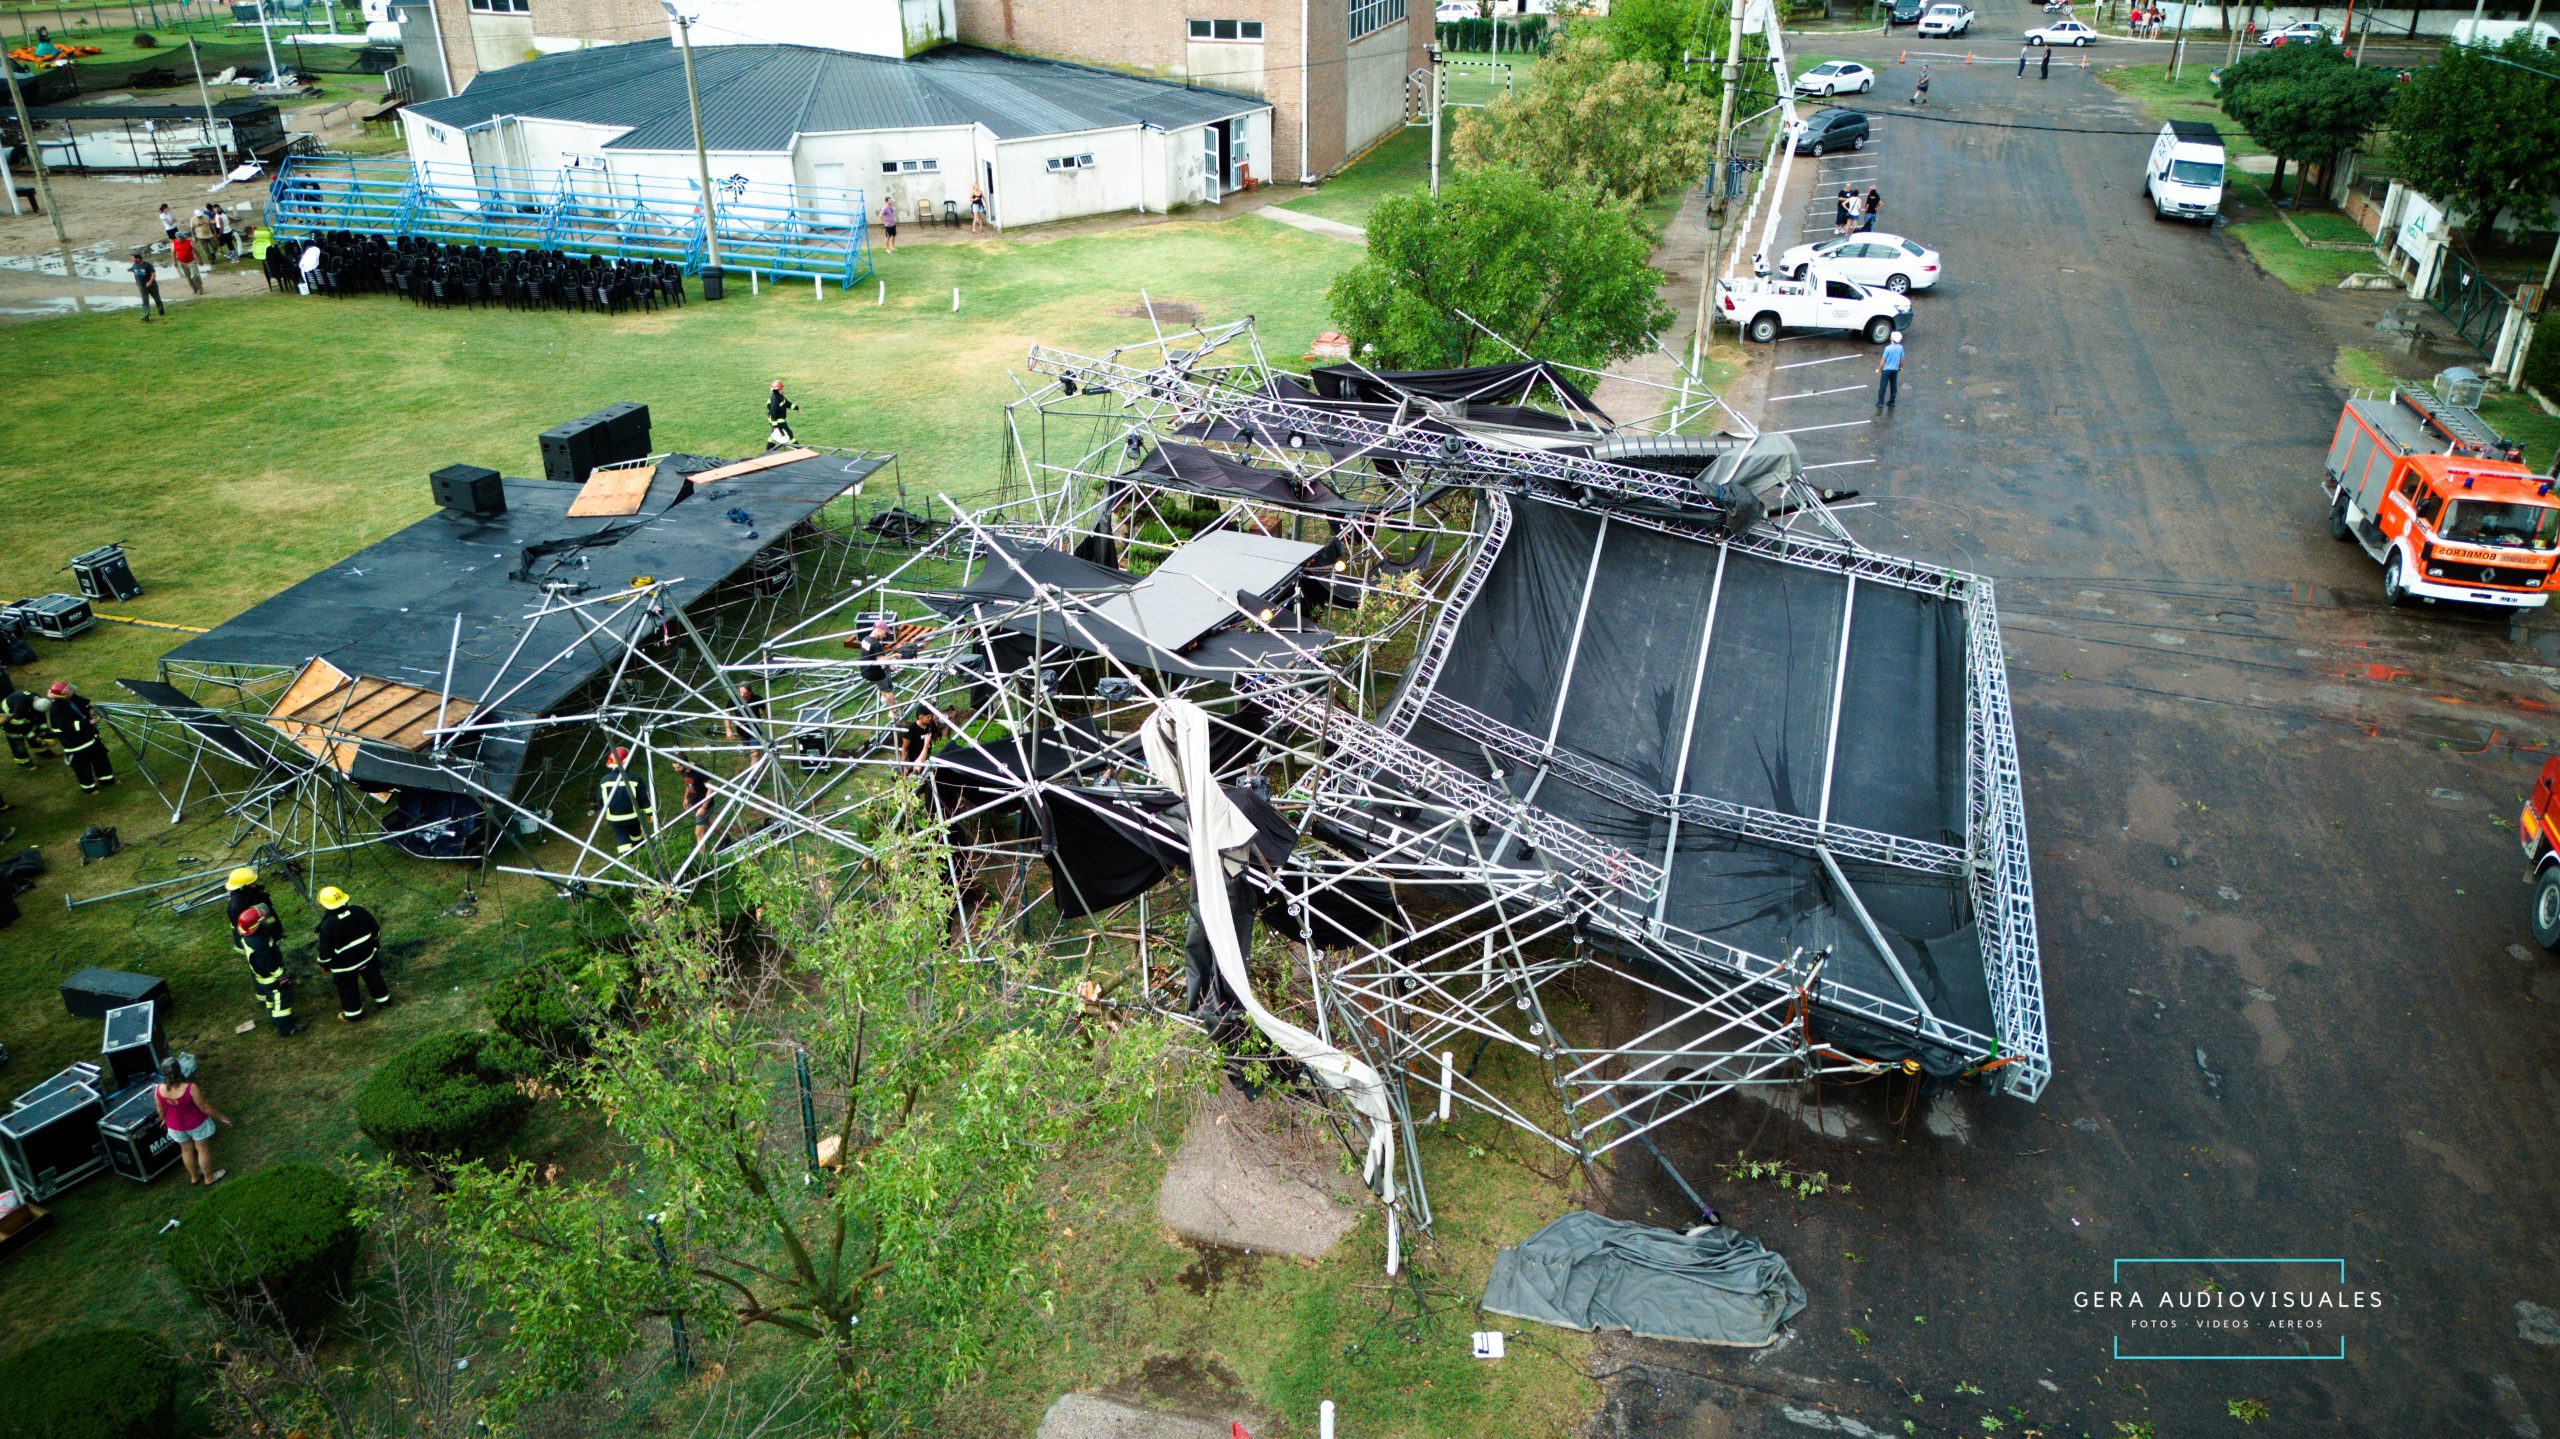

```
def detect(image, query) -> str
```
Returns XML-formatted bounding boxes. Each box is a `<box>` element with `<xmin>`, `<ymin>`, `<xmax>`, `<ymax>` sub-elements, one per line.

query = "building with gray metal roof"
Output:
<box><xmin>402</xmin><ymin>39</ymin><xmax>1273</xmax><ymax>230</ymax></box>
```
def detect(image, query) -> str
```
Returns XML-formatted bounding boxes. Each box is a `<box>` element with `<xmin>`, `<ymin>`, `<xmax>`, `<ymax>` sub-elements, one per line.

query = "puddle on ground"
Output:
<box><xmin>1115</xmin><ymin>1350</ymin><xmax>1252</xmax><ymax>1415</ymax></box>
<box><xmin>1173</xmin><ymin>1239</ymin><xmax>1261</xmax><ymax>1298</ymax></box>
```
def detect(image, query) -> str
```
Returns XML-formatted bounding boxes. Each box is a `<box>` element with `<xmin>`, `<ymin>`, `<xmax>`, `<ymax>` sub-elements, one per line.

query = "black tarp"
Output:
<box><xmin>1399</xmin><ymin>496</ymin><xmax>1992</xmax><ymax>1059</ymax></box>
<box><xmin>1309</xmin><ymin>361</ymin><xmax>1609</xmax><ymax>428</ymax></box>
<box><xmin>1127</xmin><ymin>442</ymin><xmax>1352</xmax><ymax>510</ymax></box>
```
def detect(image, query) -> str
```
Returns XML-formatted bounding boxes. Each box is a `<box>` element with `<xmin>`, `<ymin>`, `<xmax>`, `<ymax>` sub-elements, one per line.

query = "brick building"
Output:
<box><xmin>953</xmin><ymin>0</ymin><xmax>1424</xmax><ymax>182</ymax></box>
<box><xmin>395</xmin><ymin>0</ymin><xmax>1422</xmax><ymax>182</ymax></box>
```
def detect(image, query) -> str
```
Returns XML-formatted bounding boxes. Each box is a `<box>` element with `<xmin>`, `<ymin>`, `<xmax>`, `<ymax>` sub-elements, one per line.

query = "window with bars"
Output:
<box><xmin>1348</xmin><ymin>0</ymin><xmax>1403</xmax><ymax>39</ymax></box>
<box><xmin>882</xmin><ymin>158</ymin><xmax>940</xmax><ymax>173</ymax></box>
<box><xmin>1186</xmin><ymin>18</ymin><xmax>1265</xmax><ymax>39</ymax></box>
<box><xmin>468</xmin><ymin>0</ymin><xmax>530</xmax><ymax>13</ymax></box>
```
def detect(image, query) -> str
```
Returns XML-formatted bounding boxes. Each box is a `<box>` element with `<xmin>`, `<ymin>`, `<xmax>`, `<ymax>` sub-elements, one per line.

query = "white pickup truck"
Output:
<box><xmin>1916</xmin><ymin>3</ymin><xmax>1974</xmax><ymax>37</ymax></box>
<box><xmin>1715</xmin><ymin>265</ymin><xmax>1912</xmax><ymax>344</ymax></box>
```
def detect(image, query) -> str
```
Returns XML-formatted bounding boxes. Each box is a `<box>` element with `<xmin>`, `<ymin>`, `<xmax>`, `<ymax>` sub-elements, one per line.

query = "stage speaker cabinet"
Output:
<box><xmin>430</xmin><ymin>464</ymin><xmax>506</xmax><ymax>519</ymax></box>
<box><xmin>538</xmin><ymin>414</ymin><xmax>612</xmax><ymax>485</ymax></box>
<box><xmin>101</xmin><ymin>1002</ymin><xmax>165</xmax><ymax>1092</ymax></box>
<box><xmin>0</xmin><ymin>1082</ymin><xmax>107</xmax><ymax>1202</ymax></box>
<box><xmin>98</xmin><ymin>1081</ymin><xmax>179</xmax><ymax>1184</ymax></box>
<box><xmin>8</xmin><ymin>594</ymin><xmax>94</xmax><ymax>640</ymax></box>
<box><xmin>68</xmin><ymin>545</ymin><xmax>142</xmax><ymax>602</ymax></box>
<box><xmin>13</xmin><ymin>1062</ymin><xmax>102</xmax><ymax>1113</ymax></box>
<box><xmin>59</xmin><ymin>967</ymin><xmax>170</xmax><ymax>1022</ymax></box>
<box><xmin>591</xmin><ymin>402</ymin><xmax>652</xmax><ymax>467</ymax></box>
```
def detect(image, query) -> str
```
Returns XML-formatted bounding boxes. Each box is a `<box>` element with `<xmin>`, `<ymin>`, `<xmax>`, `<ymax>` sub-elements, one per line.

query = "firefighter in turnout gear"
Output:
<box><xmin>314</xmin><ymin>886</ymin><xmax>392</xmax><ymax>1020</ymax></box>
<box><xmin>226</xmin><ymin>868</ymin><xmax>284</xmax><ymax>945</ymax></box>
<box><xmin>46</xmin><ymin>681</ymin><xmax>115</xmax><ymax>792</ymax></box>
<box><xmin>236</xmin><ymin>906</ymin><xmax>303</xmax><ymax>1036</ymax></box>
<box><xmin>3</xmin><ymin>688</ymin><xmax>48</xmax><ymax>768</ymax></box>
<box><xmin>597</xmin><ymin>747</ymin><xmax>652</xmax><ymax>857</ymax></box>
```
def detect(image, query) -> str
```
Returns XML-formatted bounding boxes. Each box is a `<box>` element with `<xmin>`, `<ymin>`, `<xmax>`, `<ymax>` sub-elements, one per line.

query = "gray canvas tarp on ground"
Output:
<box><xmin>1481</xmin><ymin>1212</ymin><xmax>1807</xmax><ymax>1347</ymax></box>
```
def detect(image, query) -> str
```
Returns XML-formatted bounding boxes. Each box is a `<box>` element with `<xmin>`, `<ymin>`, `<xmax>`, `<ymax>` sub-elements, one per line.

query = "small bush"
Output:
<box><xmin>169</xmin><ymin>1164</ymin><xmax>360</xmax><ymax>1332</ymax></box>
<box><xmin>0</xmin><ymin>1327</ymin><xmax>174</xmax><ymax>1439</ymax></box>
<box><xmin>2524</xmin><ymin>317</ymin><xmax>2560</xmax><ymax>402</ymax></box>
<box><xmin>489</xmin><ymin>948</ymin><xmax>635</xmax><ymax>1060</ymax></box>
<box><xmin>354</xmin><ymin>1030</ymin><xmax>536</xmax><ymax>1163</ymax></box>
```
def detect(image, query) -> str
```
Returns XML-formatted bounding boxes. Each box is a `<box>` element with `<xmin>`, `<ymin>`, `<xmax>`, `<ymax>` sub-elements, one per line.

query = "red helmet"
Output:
<box><xmin>609</xmin><ymin>747</ymin><xmax>631</xmax><ymax>766</ymax></box>
<box><xmin>236</xmin><ymin>906</ymin><xmax>265</xmax><ymax>932</ymax></box>
<box><xmin>47</xmin><ymin>681</ymin><xmax>70</xmax><ymax>697</ymax></box>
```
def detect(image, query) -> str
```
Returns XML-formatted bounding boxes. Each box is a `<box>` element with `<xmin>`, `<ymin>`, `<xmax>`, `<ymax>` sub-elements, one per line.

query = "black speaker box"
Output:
<box><xmin>538</xmin><ymin>416</ymin><xmax>611</xmax><ymax>484</ymax></box>
<box><xmin>430</xmin><ymin>464</ymin><xmax>506</xmax><ymax>519</ymax></box>
<box><xmin>592</xmin><ymin>402</ymin><xmax>651</xmax><ymax>463</ymax></box>
<box><xmin>59</xmin><ymin>967</ymin><xmax>170</xmax><ymax>1022</ymax></box>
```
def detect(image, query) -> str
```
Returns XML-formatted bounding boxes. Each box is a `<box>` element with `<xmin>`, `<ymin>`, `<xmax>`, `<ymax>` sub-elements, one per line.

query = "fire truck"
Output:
<box><xmin>2522</xmin><ymin>757</ymin><xmax>2560</xmax><ymax>948</ymax></box>
<box><xmin>2323</xmin><ymin>387</ymin><xmax>2556</xmax><ymax>609</ymax></box>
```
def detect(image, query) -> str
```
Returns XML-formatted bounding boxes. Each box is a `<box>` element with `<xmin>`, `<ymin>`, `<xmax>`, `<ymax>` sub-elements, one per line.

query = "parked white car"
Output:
<box><xmin>1716</xmin><ymin>265</ymin><xmax>1912</xmax><ymax>345</ymax></box>
<box><xmin>1435</xmin><ymin>1</ymin><xmax>1481</xmax><ymax>19</ymax></box>
<box><xmin>1915</xmin><ymin>3</ymin><xmax>1974</xmax><ymax>37</ymax></box>
<box><xmin>2025</xmin><ymin>17</ymin><xmax>2096</xmax><ymax>43</ymax></box>
<box><xmin>1794</xmin><ymin>60</ymin><xmax>1877</xmax><ymax>96</ymax></box>
<box><xmin>1778</xmin><ymin>233</ymin><xmax>1942</xmax><ymax>293</ymax></box>
<box><xmin>2258</xmin><ymin>19</ymin><xmax>2330</xmax><ymax>44</ymax></box>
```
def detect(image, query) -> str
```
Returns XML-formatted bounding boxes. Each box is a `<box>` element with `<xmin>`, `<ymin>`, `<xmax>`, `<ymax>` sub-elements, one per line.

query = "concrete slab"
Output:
<box><xmin>1036</xmin><ymin>1394</ymin><xmax>1232</xmax><ymax>1439</ymax></box>
<box><xmin>1156</xmin><ymin>1087</ymin><xmax>1363</xmax><ymax>1258</ymax></box>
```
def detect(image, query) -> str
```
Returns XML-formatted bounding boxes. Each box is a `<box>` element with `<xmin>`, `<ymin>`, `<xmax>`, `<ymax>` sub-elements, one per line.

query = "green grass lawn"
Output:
<box><xmin>2095</xmin><ymin>62</ymin><xmax>2269</xmax><ymax>159</ymax></box>
<box><xmin>0</xmin><ymin>216</ymin><xmax>1358</xmax><ymax>1361</ymax></box>
<box><xmin>2220</xmin><ymin>176</ymin><xmax>2376</xmax><ymax>293</ymax></box>
<box><xmin>1281</xmin><ymin>126</ymin><xmax>1432</xmax><ymax>227</ymax></box>
<box><xmin>2287</xmin><ymin>205</ymin><xmax>2375</xmax><ymax>245</ymax></box>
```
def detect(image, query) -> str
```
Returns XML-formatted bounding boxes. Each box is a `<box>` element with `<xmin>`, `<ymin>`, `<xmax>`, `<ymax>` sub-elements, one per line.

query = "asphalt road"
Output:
<box><xmin>1588</xmin><ymin>12</ymin><xmax>2560</xmax><ymax>1437</ymax></box>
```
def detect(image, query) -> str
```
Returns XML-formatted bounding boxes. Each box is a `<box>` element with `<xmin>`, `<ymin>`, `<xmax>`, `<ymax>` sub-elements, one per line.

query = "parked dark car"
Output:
<box><xmin>1887</xmin><ymin>0</ymin><xmax>1927</xmax><ymax>24</ymax></box>
<box><xmin>1791</xmin><ymin>108</ymin><xmax>1870</xmax><ymax>156</ymax></box>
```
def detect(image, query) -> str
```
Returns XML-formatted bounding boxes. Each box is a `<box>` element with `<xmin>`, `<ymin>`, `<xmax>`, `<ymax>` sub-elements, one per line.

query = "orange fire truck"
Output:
<box><xmin>2324</xmin><ymin>388</ymin><xmax>2557</xmax><ymax>609</ymax></box>
<box><xmin>2521</xmin><ymin>757</ymin><xmax>2560</xmax><ymax>948</ymax></box>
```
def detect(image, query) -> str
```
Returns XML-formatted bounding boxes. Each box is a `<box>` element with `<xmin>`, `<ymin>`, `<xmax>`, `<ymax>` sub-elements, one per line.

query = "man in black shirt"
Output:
<box><xmin>315</xmin><ymin>885</ymin><xmax>391</xmax><ymax>1020</ymax></box>
<box><xmin>45</xmin><ymin>681</ymin><xmax>114</xmax><ymax>792</ymax></box>
<box><xmin>129</xmin><ymin>251</ymin><xmax>167</xmax><ymax>321</ymax></box>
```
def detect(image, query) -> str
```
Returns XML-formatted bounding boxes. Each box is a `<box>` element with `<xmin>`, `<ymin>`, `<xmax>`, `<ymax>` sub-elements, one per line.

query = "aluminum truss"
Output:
<box><xmin>608</xmin><ymin>318</ymin><xmax>2046</xmax><ymax>1241</ymax></box>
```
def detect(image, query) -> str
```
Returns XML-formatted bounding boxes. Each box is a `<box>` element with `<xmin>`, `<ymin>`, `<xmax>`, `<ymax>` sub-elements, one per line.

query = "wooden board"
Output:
<box><xmin>684</xmin><ymin>448</ymin><xmax>818</xmax><ymax>487</ymax></box>
<box><xmin>565</xmin><ymin>463</ymin><xmax>658</xmax><ymax>518</ymax></box>
<box><xmin>265</xmin><ymin>659</ymin><xmax>475</xmax><ymax>773</ymax></box>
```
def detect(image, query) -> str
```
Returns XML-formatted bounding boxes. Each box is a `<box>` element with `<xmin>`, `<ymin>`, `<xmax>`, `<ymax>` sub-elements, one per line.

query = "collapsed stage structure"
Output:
<box><xmin>595</xmin><ymin>319</ymin><xmax>2049</xmax><ymax>1237</ymax></box>
<box><xmin>79</xmin><ymin>320</ymin><xmax>2044</xmax><ymax>1244</ymax></box>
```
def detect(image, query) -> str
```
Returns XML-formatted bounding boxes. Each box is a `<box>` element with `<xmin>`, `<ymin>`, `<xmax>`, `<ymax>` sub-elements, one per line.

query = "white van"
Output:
<box><xmin>2450</xmin><ymin>18</ymin><xmax>2560</xmax><ymax>49</ymax></box>
<box><xmin>2146</xmin><ymin>120</ymin><xmax>2225</xmax><ymax>222</ymax></box>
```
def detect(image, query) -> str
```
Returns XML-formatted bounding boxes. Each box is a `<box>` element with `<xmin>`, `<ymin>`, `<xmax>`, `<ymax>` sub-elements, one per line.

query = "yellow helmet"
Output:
<box><xmin>317</xmin><ymin>886</ymin><xmax>350</xmax><ymax>910</ymax></box>
<box><xmin>226</xmin><ymin>867</ymin><xmax>259</xmax><ymax>891</ymax></box>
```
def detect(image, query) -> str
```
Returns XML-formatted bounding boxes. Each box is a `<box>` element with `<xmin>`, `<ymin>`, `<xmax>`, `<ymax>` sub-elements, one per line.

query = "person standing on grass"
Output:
<box><xmin>879</xmin><ymin>196</ymin><xmax>898</xmax><ymax>253</ymax></box>
<box><xmin>1876</xmin><ymin>329</ymin><xmax>1905</xmax><ymax>414</ymax></box>
<box><xmin>130</xmin><ymin>250</ymin><xmax>167</xmax><ymax>320</ymax></box>
<box><xmin>154</xmin><ymin>1058</ymin><xmax>230</xmax><ymax>1186</ymax></box>
<box><xmin>171</xmin><ymin>232</ymin><xmax>204</xmax><ymax>295</ymax></box>
<box><xmin>157</xmin><ymin>203</ymin><xmax>179</xmax><ymax>244</ymax></box>
<box><xmin>969</xmin><ymin>184</ymin><xmax>987</xmax><ymax>234</ymax></box>
<box><xmin>766</xmin><ymin>379</ymin><xmax>798</xmax><ymax>446</ymax></box>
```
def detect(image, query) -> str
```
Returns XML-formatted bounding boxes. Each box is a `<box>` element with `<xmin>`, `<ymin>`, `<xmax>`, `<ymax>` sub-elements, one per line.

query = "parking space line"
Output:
<box><xmin>1804</xmin><ymin>459</ymin><xmax>1876</xmax><ymax>470</ymax></box>
<box><xmin>1775</xmin><ymin>354</ymin><xmax>1860</xmax><ymax>370</ymax></box>
<box><xmin>1775</xmin><ymin>420</ymin><xmax>1873</xmax><ymax>435</ymax></box>
<box><xmin>1770</xmin><ymin>383</ymin><xmax>1864</xmax><ymax>401</ymax></box>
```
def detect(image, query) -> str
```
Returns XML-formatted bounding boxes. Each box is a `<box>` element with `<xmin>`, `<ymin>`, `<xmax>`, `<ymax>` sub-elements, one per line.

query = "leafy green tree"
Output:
<box><xmin>441</xmin><ymin>806</ymin><xmax>1198</xmax><ymax>1434</ymax></box>
<box><xmin>1604</xmin><ymin>0</ymin><xmax>1720</xmax><ymax>78</ymax></box>
<box><xmin>2216</xmin><ymin>41</ymin><xmax>2397</xmax><ymax>200</ymax></box>
<box><xmin>1449</xmin><ymin>30</ymin><xmax>1714</xmax><ymax>205</ymax></box>
<box><xmin>2387</xmin><ymin>34</ymin><xmax>2560</xmax><ymax>238</ymax></box>
<box><xmin>1327</xmin><ymin>166</ymin><xmax>1673</xmax><ymax>370</ymax></box>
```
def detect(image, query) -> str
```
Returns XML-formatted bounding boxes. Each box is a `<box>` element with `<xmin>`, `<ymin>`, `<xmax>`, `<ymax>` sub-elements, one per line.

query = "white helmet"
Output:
<box><xmin>1890</xmin><ymin>330</ymin><xmax>1904</xmax><ymax>342</ymax></box>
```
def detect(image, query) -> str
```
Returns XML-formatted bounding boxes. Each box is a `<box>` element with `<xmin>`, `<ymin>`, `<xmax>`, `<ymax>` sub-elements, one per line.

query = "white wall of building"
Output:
<box><xmin>794</xmin><ymin>125</ymin><xmax>981</xmax><ymax>223</ymax></box>
<box><xmin>992</xmin><ymin>126</ymin><xmax>1150</xmax><ymax>227</ymax></box>
<box><xmin>675</xmin><ymin>0</ymin><xmax>954</xmax><ymax>58</ymax></box>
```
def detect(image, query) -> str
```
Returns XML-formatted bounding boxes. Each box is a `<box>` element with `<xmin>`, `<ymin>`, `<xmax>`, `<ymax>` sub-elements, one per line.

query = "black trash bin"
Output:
<box><xmin>701</xmin><ymin>265</ymin><xmax>724</xmax><ymax>301</ymax></box>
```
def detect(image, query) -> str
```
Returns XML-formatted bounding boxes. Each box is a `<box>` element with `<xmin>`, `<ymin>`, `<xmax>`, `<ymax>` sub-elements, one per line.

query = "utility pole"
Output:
<box><xmin>2170</xmin><ymin>0</ymin><xmax>2191</xmax><ymax>80</ymax></box>
<box><xmin>255</xmin><ymin>0</ymin><xmax>284</xmax><ymax>88</ymax></box>
<box><xmin>1693</xmin><ymin>0</ymin><xmax>1747</xmax><ymax>371</ymax></box>
<box><xmin>662</xmin><ymin>0</ymin><xmax>725</xmax><ymax>296</ymax></box>
<box><xmin>188</xmin><ymin>36</ymin><xmax>232</xmax><ymax>170</ymax></box>
<box><xmin>0</xmin><ymin>51</ymin><xmax>73</xmax><ymax>266</ymax></box>
<box><xmin>1427</xmin><ymin>41</ymin><xmax>1443</xmax><ymax>198</ymax></box>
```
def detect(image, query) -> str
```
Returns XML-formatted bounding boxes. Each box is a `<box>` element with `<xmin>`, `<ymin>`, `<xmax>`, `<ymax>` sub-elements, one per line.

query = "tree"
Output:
<box><xmin>441</xmin><ymin>803</ymin><xmax>1199</xmax><ymax>1435</ymax></box>
<box><xmin>1326</xmin><ymin>166</ymin><xmax>1673</xmax><ymax>370</ymax></box>
<box><xmin>2216</xmin><ymin>41</ymin><xmax>2397</xmax><ymax>200</ymax></box>
<box><xmin>1603</xmin><ymin>0</ymin><xmax>1720</xmax><ymax>78</ymax></box>
<box><xmin>1449</xmin><ymin>30</ymin><xmax>1714</xmax><ymax>205</ymax></box>
<box><xmin>2388</xmin><ymin>35</ymin><xmax>2560</xmax><ymax>241</ymax></box>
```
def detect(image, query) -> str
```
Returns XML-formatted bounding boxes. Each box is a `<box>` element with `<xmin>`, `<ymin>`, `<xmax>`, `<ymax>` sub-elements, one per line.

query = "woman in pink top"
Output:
<box><xmin>153</xmin><ymin>1058</ymin><xmax>231</xmax><ymax>1186</ymax></box>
